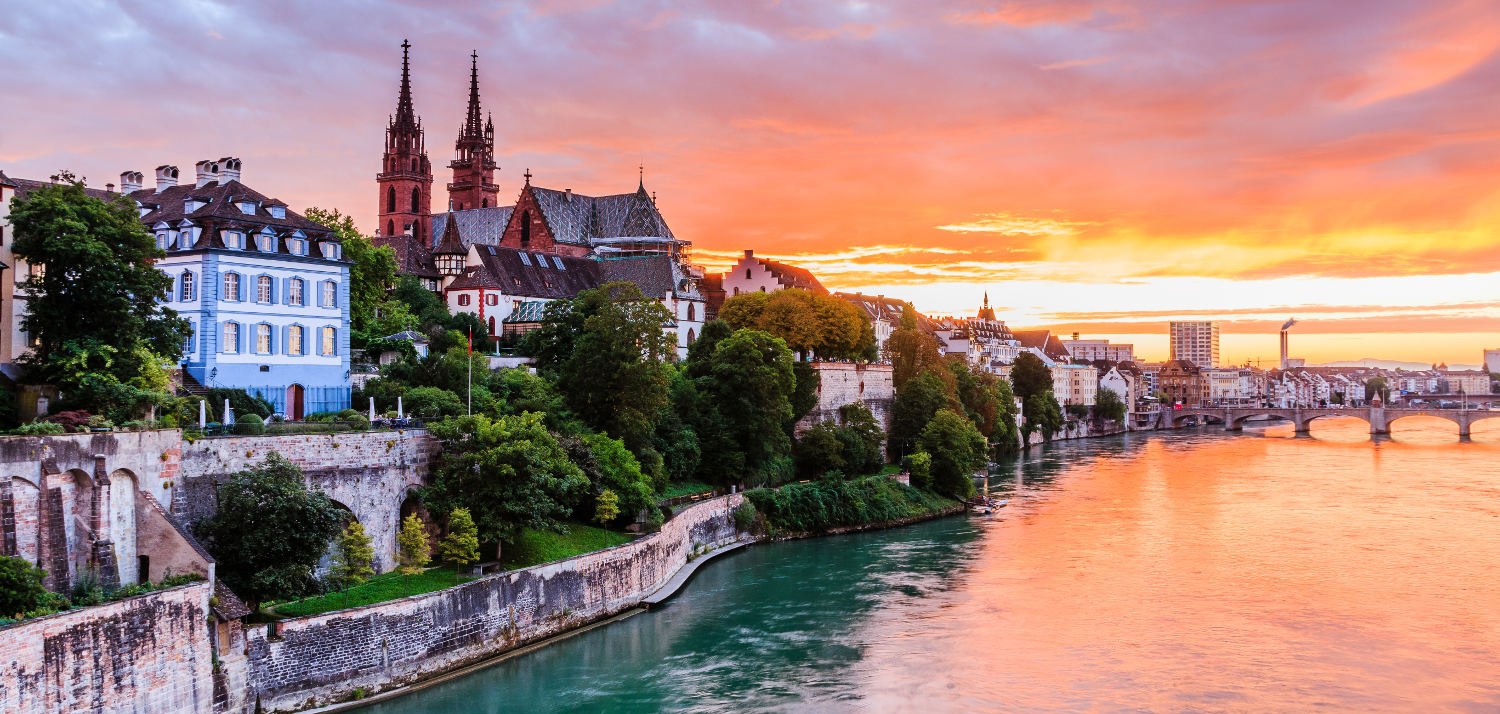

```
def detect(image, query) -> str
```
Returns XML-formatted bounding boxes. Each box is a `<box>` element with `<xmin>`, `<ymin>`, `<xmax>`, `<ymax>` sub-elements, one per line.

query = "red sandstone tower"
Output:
<box><xmin>376</xmin><ymin>40</ymin><xmax>433</xmax><ymax>240</ymax></box>
<box><xmin>447</xmin><ymin>51</ymin><xmax>499</xmax><ymax>212</ymax></box>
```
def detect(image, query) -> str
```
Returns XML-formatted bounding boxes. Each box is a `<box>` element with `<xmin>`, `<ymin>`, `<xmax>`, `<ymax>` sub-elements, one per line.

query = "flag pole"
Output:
<box><xmin>467</xmin><ymin>326</ymin><xmax>473</xmax><ymax>416</ymax></box>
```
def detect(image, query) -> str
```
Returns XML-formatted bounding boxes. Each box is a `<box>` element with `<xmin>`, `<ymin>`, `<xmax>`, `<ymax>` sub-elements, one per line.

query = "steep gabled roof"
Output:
<box><xmin>599</xmin><ymin>255</ymin><xmax>702</xmax><ymax>300</ymax></box>
<box><xmin>431</xmin><ymin>205</ymin><xmax>512</xmax><ymax>250</ymax></box>
<box><xmin>759</xmin><ymin>258</ymin><xmax>827</xmax><ymax>294</ymax></box>
<box><xmin>450</xmin><ymin>245</ymin><xmax>601</xmax><ymax>299</ymax></box>
<box><xmin>1011</xmin><ymin>329</ymin><xmax>1070</xmax><ymax>361</ymax></box>
<box><xmin>9</xmin><ymin>177</ymin><xmax>117</xmax><ymax>203</ymax></box>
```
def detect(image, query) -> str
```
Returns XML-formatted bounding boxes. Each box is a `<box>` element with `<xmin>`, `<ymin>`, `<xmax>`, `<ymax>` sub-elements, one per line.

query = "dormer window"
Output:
<box><xmin>256</xmin><ymin>233</ymin><xmax>275</xmax><ymax>252</ymax></box>
<box><xmin>184</xmin><ymin>198</ymin><xmax>207</xmax><ymax>213</ymax></box>
<box><xmin>287</xmin><ymin>238</ymin><xmax>306</xmax><ymax>256</ymax></box>
<box><xmin>237</xmin><ymin>201</ymin><xmax>256</xmax><ymax>215</ymax></box>
<box><xmin>320</xmin><ymin>243</ymin><xmax>341</xmax><ymax>260</ymax></box>
<box><xmin>177</xmin><ymin>228</ymin><xmax>195</xmax><ymax>250</ymax></box>
<box><xmin>268</xmin><ymin>206</ymin><xmax>286</xmax><ymax>219</ymax></box>
<box><xmin>157</xmin><ymin>232</ymin><xmax>170</xmax><ymax>250</ymax></box>
<box><xmin>223</xmin><ymin>232</ymin><xmax>243</xmax><ymax>250</ymax></box>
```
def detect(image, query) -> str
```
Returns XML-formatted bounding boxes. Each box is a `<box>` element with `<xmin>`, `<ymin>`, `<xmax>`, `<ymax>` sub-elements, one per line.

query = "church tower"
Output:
<box><xmin>447</xmin><ymin>51</ymin><xmax>499</xmax><ymax>212</ymax></box>
<box><xmin>376</xmin><ymin>40</ymin><xmax>433</xmax><ymax>240</ymax></box>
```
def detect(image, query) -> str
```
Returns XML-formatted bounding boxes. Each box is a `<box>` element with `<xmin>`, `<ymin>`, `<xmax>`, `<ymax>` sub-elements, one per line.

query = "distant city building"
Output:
<box><xmin>1169</xmin><ymin>320</ymin><xmax>1220</xmax><ymax>369</ymax></box>
<box><xmin>1443</xmin><ymin>370</ymin><xmax>1491</xmax><ymax>396</ymax></box>
<box><xmin>1099</xmin><ymin>366</ymin><xmax>1136</xmax><ymax>409</ymax></box>
<box><xmin>835</xmin><ymin>292</ymin><xmax>915</xmax><ymax>359</ymax></box>
<box><xmin>1062</xmin><ymin>338</ymin><xmax>1135</xmax><ymax>364</ymax></box>
<box><xmin>1485</xmin><ymin>349</ymin><xmax>1500</xmax><ymax>374</ymax></box>
<box><xmin>1159</xmin><ymin>359</ymin><xmax>1208</xmax><ymax>406</ymax></box>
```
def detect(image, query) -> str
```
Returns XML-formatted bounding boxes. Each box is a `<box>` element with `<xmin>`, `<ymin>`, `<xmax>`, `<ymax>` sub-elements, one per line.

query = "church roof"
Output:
<box><xmin>430</xmin><ymin>205</ymin><xmax>512</xmax><ymax>250</ymax></box>
<box><xmin>0</xmin><ymin>170</ymin><xmax>14</xmax><ymax>188</ymax></box>
<box><xmin>447</xmin><ymin>245</ymin><xmax>601</xmax><ymax>299</ymax></box>
<box><xmin>429</xmin><ymin>182</ymin><xmax>676</xmax><ymax>250</ymax></box>
<box><xmin>599</xmin><ymin>255</ymin><xmax>702</xmax><ymax>300</ymax></box>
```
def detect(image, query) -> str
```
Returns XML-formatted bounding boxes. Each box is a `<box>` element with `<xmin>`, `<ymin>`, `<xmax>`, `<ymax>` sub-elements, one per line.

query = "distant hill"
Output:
<box><xmin>1316</xmin><ymin>359</ymin><xmax>1482</xmax><ymax>371</ymax></box>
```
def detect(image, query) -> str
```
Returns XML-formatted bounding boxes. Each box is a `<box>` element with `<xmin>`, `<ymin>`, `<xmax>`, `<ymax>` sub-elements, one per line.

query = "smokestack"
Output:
<box><xmin>154</xmin><ymin>165</ymin><xmax>179</xmax><ymax>192</ymax></box>
<box><xmin>218</xmin><ymin>157</ymin><xmax>242</xmax><ymax>183</ymax></box>
<box><xmin>194</xmin><ymin>159</ymin><xmax>220</xmax><ymax>187</ymax></box>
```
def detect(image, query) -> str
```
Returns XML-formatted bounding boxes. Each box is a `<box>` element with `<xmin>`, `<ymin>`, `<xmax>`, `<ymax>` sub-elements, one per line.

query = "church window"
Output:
<box><xmin>223</xmin><ymin>273</ymin><xmax>241</xmax><ymax>301</ymax></box>
<box><xmin>320</xmin><ymin>327</ymin><xmax>336</xmax><ymax>356</ymax></box>
<box><xmin>257</xmin><ymin>275</ymin><xmax>273</xmax><ymax>303</ymax></box>
<box><xmin>387</xmin><ymin>187</ymin><xmax>396</xmax><ymax>212</ymax></box>
<box><xmin>411</xmin><ymin>187</ymin><xmax>420</xmax><ymax>213</ymax></box>
<box><xmin>180</xmin><ymin>271</ymin><xmax>195</xmax><ymax>301</ymax></box>
<box><xmin>288</xmin><ymin>278</ymin><xmax>304</xmax><ymax>306</ymax></box>
<box><xmin>745</xmin><ymin>268</ymin><xmax>752</xmax><ymax>280</ymax></box>
<box><xmin>411</xmin><ymin>158</ymin><xmax>419</xmax><ymax>172</ymax></box>
<box><xmin>520</xmin><ymin>210</ymin><xmax>531</xmax><ymax>248</ymax></box>
<box><xmin>387</xmin><ymin>219</ymin><xmax>394</xmax><ymax>237</ymax></box>
<box><xmin>482</xmin><ymin>199</ymin><xmax>488</xmax><ymax>208</ymax></box>
<box><xmin>255</xmin><ymin>324</ymin><xmax>272</xmax><ymax>354</ymax></box>
<box><xmin>687</xmin><ymin>302</ymin><xmax>695</xmax><ymax>321</ymax></box>
<box><xmin>488</xmin><ymin>316</ymin><xmax>496</xmax><ymax>334</ymax></box>
<box><xmin>687</xmin><ymin>328</ymin><xmax>696</xmax><ymax>345</ymax></box>
<box><xmin>287</xmin><ymin>325</ymin><xmax>303</xmax><ymax>355</ymax></box>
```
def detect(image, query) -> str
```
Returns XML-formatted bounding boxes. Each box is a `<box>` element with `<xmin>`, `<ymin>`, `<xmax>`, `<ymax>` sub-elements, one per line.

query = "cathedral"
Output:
<box><xmin>373</xmin><ymin>42</ymin><xmax>705</xmax><ymax>354</ymax></box>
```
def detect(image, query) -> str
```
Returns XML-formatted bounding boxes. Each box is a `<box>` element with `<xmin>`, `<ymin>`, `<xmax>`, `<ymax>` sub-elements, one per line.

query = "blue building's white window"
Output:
<box><xmin>321</xmin><ymin>281</ymin><xmax>336</xmax><ymax>308</ymax></box>
<box><xmin>180</xmin><ymin>271</ymin><xmax>195</xmax><ymax>301</ymax></box>
<box><xmin>257</xmin><ymin>233</ymin><xmax>275</xmax><ymax>252</ymax></box>
<box><xmin>256</xmin><ymin>275</ymin><xmax>273</xmax><ymax>303</ymax></box>
<box><xmin>223</xmin><ymin>232</ymin><xmax>243</xmax><ymax>250</ymax></box>
<box><xmin>320</xmin><ymin>326</ymin><xmax>336</xmax><ymax>356</ymax></box>
<box><xmin>321</xmin><ymin>243</ymin><xmax>341</xmax><ymax>260</ymax></box>
<box><xmin>288</xmin><ymin>278</ymin><xmax>304</xmax><ymax>306</ymax></box>
<box><xmin>224</xmin><ymin>273</ymin><xmax>241</xmax><ymax>301</ymax></box>
<box><xmin>223</xmin><ymin>322</ymin><xmax>240</xmax><ymax>354</ymax></box>
<box><xmin>183</xmin><ymin>324</ymin><xmax>194</xmax><ymax>355</ymax></box>
<box><xmin>178</xmin><ymin>229</ymin><xmax>194</xmax><ymax>250</ymax></box>
<box><xmin>287</xmin><ymin>325</ymin><xmax>303</xmax><ymax>356</ymax></box>
<box><xmin>255</xmin><ymin>323</ymin><xmax>272</xmax><ymax>354</ymax></box>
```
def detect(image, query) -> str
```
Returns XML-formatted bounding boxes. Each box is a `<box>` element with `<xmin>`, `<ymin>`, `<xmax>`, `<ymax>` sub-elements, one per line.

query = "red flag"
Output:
<box><xmin>467</xmin><ymin>326</ymin><xmax>473</xmax><ymax>355</ymax></box>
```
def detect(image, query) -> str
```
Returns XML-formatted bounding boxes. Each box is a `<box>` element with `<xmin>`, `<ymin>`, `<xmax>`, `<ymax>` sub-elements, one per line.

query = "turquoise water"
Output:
<box><xmin>365</xmin><ymin>419</ymin><xmax>1500</xmax><ymax>712</ymax></box>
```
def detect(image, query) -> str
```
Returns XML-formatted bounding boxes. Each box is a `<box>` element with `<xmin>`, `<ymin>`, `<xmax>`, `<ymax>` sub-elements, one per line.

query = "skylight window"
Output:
<box><xmin>518</xmin><ymin>252</ymin><xmax>532</xmax><ymax>267</ymax></box>
<box><xmin>552</xmin><ymin>256</ymin><xmax>565</xmax><ymax>270</ymax></box>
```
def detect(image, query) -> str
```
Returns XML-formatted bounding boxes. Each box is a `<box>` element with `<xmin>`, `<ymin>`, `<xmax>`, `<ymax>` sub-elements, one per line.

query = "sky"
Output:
<box><xmin>2</xmin><ymin>0</ymin><xmax>1498</xmax><ymax>366</ymax></box>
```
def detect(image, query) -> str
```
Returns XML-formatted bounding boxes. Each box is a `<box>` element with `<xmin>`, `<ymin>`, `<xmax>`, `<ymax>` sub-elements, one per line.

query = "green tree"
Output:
<box><xmin>402</xmin><ymin>386</ymin><xmax>465</xmax><ymax>419</ymax></box>
<box><xmin>593</xmin><ymin>490</ymin><xmax>621</xmax><ymax>525</ymax></box>
<box><xmin>884</xmin><ymin>307</ymin><xmax>946</xmax><ymax>390</ymax></box>
<box><xmin>303</xmin><ymin>207</ymin><xmax>398</xmax><ymax>340</ymax></box>
<box><xmin>563</xmin><ymin>432</ymin><xmax>656</xmax><ymax>526</ymax></box>
<box><xmin>195</xmin><ymin>453</ymin><xmax>343</xmax><ymax>609</ymax></box>
<box><xmin>691</xmin><ymin>329</ymin><xmax>797</xmax><ymax>486</ymax></box>
<box><xmin>1365</xmin><ymin>376</ymin><xmax>1391</xmax><ymax>404</ymax></box>
<box><xmin>438</xmin><ymin>507</ymin><xmax>480</xmax><ymax>571</ymax></box>
<box><xmin>718</xmin><ymin>289</ymin><xmax>874</xmax><ymax>361</ymax></box>
<box><xmin>790</xmin><ymin>361</ymin><xmax>822</xmax><ymax>424</ymax></box>
<box><xmin>328</xmin><ymin>521</ymin><xmax>375</xmax><ymax>590</ymax></box>
<box><xmin>396</xmin><ymin>513</ymin><xmax>432</xmax><ymax>575</ymax></box>
<box><xmin>424</xmin><ymin>413</ymin><xmax>589</xmax><ymax>558</ymax></box>
<box><xmin>917</xmin><ymin>409</ymin><xmax>985</xmax><ymax>499</ymax></box>
<box><xmin>1021</xmin><ymin>393</ymin><xmax>1064</xmax><ymax>444</ymax></box>
<box><xmin>795</xmin><ymin>421</ymin><xmax>846</xmax><ymax>478</ymax></box>
<box><xmin>0</xmin><ymin>555</ymin><xmax>47</xmax><ymax>617</ymax></box>
<box><xmin>836</xmin><ymin>403</ymin><xmax>886</xmax><ymax>475</ymax></box>
<box><xmin>889</xmin><ymin>369</ymin><xmax>951</xmax><ymax>460</ymax></box>
<box><xmin>530</xmin><ymin>282</ymin><xmax>674</xmax><ymax>453</ymax></box>
<box><xmin>1094</xmin><ymin>388</ymin><xmax>1127</xmax><ymax>423</ymax></box>
<box><xmin>903</xmin><ymin>451</ymin><xmax>933</xmax><ymax>491</ymax></box>
<box><xmin>1010</xmin><ymin>352</ymin><xmax>1054</xmax><ymax>402</ymax></box>
<box><xmin>9</xmin><ymin>173</ymin><xmax>188</xmax><ymax>421</ymax></box>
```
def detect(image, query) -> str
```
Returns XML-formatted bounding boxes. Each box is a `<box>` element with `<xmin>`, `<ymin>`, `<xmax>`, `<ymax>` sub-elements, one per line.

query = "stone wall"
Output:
<box><xmin>178</xmin><ymin>429</ymin><xmax>436</xmax><ymax>572</ymax></box>
<box><xmin>0</xmin><ymin>581</ymin><xmax>215</xmax><ymax>714</ymax></box>
<box><xmin>243</xmin><ymin>494</ymin><xmax>744</xmax><ymax>713</ymax></box>
<box><xmin>795</xmin><ymin>362</ymin><xmax>895</xmax><ymax>435</ymax></box>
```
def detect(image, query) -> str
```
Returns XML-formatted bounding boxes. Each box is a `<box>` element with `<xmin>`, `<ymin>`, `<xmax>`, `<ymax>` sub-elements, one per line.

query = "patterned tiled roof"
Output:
<box><xmin>760</xmin><ymin>258</ymin><xmax>827</xmax><ymax>294</ymax></box>
<box><xmin>1011</xmin><ymin>329</ymin><xmax>1071</xmax><ymax>361</ymax></box>
<box><xmin>0</xmin><ymin>170</ymin><xmax>14</xmax><ymax>188</ymax></box>
<box><xmin>447</xmin><ymin>245</ymin><xmax>601</xmax><ymax>299</ymax></box>
<box><xmin>429</xmin><ymin>183</ymin><xmax>675</xmax><ymax>250</ymax></box>
<box><xmin>430</xmin><ymin>205</ymin><xmax>512</xmax><ymax>250</ymax></box>
<box><xmin>599</xmin><ymin>255</ymin><xmax>702</xmax><ymax>300</ymax></box>
<box><xmin>9</xmin><ymin>177</ymin><xmax>118</xmax><ymax>203</ymax></box>
<box><xmin>833</xmin><ymin>292</ymin><xmax>916</xmax><ymax>323</ymax></box>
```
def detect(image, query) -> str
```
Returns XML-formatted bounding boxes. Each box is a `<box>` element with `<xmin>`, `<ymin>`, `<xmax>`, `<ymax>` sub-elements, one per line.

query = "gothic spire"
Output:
<box><xmin>464</xmin><ymin>50</ymin><xmax>483</xmax><ymax>138</ymax></box>
<box><xmin>394</xmin><ymin>39</ymin><xmax>416</xmax><ymax>127</ymax></box>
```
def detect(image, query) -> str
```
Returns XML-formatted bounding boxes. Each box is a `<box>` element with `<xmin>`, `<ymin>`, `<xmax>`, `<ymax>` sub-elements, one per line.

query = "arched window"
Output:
<box><xmin>488</xmin><ymin>316</ymin><xmax>496</xmax><ymax>334</ymax></box>
<box><xmin>481</xmin><ymin>199</ymin><xmax>488</xmax><ymax>208</ymax></box>
<box><xmin>687</xmin><ymin>302</ymin><xmax>695</xmax><ymax>321</ymax></box>
<box><xmin>411</xmin><ymin>187</ymin><xmax>420</xmax><ymax>213</ymax></box>
<box><xmin>180</xmin><ymin>271</ymin><xmax>195</xmax><ymax>301</ymax></box>
<box><xmin>287</xmin><ymin>325</ymin><xmax>303</xmax><ymax>355</ymax></box>
<box><xmin>386</xmin><ymin>219</ymin><xmax>394</xmax><ymax>237</ymax></box>
<box><xmin>257</xmin><ymin>275</ymin><xmax>273</xmax><ymax>303</ymax></box>
<box><xmin>687</xmin><ymin>328</ymin><xmax>696</xmax><ymax>345</ymax></box>
<box><xmin>411</xmin><ymin>158</ymin><xmax>418</xmax><ymax>172</ymax></box>
<box><xmin>223</xmin><ymin>273</ymin><xmax>240</xmax><ymax>302</ymax></box>
<box><xmin>745</xmin><ymin>268</ymin><xmax>752</xmax><ymax>279</ymax></box>
<box><xmin>387</xmin><ymin>186</ymin><xmax>396</xmax><ymax>212</ymax></box>
<box><xmin>288</xmin><ymin>278</ymin><xmax>304</xmax><ymax>306</ymax></box>
<box><xmin>520</xmin><ymin>210</ymin><xmax>531</xmax><ymax>247</ymax></box>
<box><xmin>255</xmin><ymin>323</ymin><xmax>272</xmax><ymax>354</ymax></box>
<box><xmin>223</xmin><ymin>322</ymin><xmax>240</xmax><ymax>354</ymax></box>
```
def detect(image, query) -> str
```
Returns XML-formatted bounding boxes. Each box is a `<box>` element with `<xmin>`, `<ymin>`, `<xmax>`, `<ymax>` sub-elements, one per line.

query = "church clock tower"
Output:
<box><xmin>376</xmin><ymin>40</ymin><xmax>433</xmax><ymax>240</ymax></box>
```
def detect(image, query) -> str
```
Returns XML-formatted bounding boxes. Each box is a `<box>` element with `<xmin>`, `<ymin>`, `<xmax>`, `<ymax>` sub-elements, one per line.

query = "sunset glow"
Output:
<box><xmin>3</xmin><ymin>1</ymin><xmax>1498</xmax><ymax>364</ymax></box>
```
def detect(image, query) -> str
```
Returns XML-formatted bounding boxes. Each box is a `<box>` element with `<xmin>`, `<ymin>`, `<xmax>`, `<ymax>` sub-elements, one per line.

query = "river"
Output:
<box><xmin>363</xmin><ymin>417</ymin><xmax>1500</xmax><ymax>713</ymax></box>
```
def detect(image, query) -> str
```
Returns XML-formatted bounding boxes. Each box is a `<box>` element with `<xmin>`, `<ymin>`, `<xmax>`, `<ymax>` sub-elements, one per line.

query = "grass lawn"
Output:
<box><xmin>659</xmin><ymin>480</ymin><xmax>716</xmax><ymax>500</ymax></box>
<box><xmin>877</xmin><ymin>463</ymin><xmax>902</xmax><ymax>476</ymax></box>
<box><xmin>500</xmin><ymin>522</ymin><xmax>634</xmax><ymax>570</ymax></box>
<box><xmin>268</xmin><ymin>566</ymin><xmax>474</xmax><ymax>618</ymax></box>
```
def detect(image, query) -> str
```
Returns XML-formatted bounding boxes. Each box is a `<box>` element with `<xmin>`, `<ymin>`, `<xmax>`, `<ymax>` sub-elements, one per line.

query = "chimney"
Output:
<box><xmin>564</xmin><ymin>188</ymin><xmax>572</xmax><ymax>202</ymax></box>
<box><xmin>154</xmin><ymin>165</ymin><xmax>179</xmax><ymax>192</ymax></box>
<box><xmin>105</xmin><ymin>183</ymin><xmax>115</xmax><ymax>193</ymax></box>
<box><xmin>218</xmin><ymin>157</ymin><xmax>241</xmax><ymax>183</ymax></box>
<box><xmin>744</xmin><ymin>249</ymin><xmax>753</xmax><ymax>258</ymax></box>
<box><xmin>120</xmin><ymin>171</ymin><xmax>143</xmax><ymax>193</ymax></box>
<box><xmin>194</xmin><ymin>159</ymin><xmax>220</xmax><ymax>187</ymax></box>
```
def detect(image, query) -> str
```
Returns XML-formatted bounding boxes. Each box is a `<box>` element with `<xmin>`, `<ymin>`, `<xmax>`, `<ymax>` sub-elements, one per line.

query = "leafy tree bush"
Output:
<box><xmin>790</xmin><ymin>361</ymin><xmax>821</xmax><ymax>424</ymax></box>
<box><xmin>195</xmin><ymin>453</ymin><xmax>343</xmax><ymax>609</ymax></box>
<box><xmin>903</xmin><ymin>452</ymin><xmax>933</xmax><ymax>491</ymax></box>
<box><xmin>1094</xmin><ymin>388</ymin><xmax>1127</xmax><ymax>423</ymax></box>
<box><xmin>563</xmin><ymin>432</ymin><xmax>656</xmax><ymax>527</ymax></box>
<box><xmin>1022</xmin><ymin>393</ymin><xmax>1064</xmax><ymax>443</ymax></box>
<box><xmin>0</xmin><ymin>555</ymin><xmax>47</xmax><ymax>617</ymax></box>
<box><xmin>889</xmin><ymin>369</ymin><xmax>951</xmax><ymax>460</ymax></box>
<box><xmin>732</xmin><ymin>501</ymin><xmax>760</xmax><ymax>533</ymax></box>
<box><xmin>1065</xmin><ymin>403</ymin><xmax>1090</xmax><ymax>420</ymax></box>
<box><xmin>234</xmin><ymin>413</ymin><xmax>266</xmax><ymax>436</ymax></box>
<box><xmin>44</xmin><ymin>410</ymin><xmax>92</xmax><ymax>432</ymax></box>
<box><xmin>14</xmin><ymin>420</ymin><xmax>66</xmax><ymax>436</ymax></box>
<box><xmin>690</xmin><ymin>329</ymin><xmax>796</xmax><ymax>487</ymax></box>
<box><xmin>328</xmin><ymin>521</ymin><xmax>375</xmax><ymax>591</ymax></box>
<box><xmin>438</xmin><ymin>508</ymin><xmax>480</xmax><ymax>571</ymax></box>
<box><xmin>396</xmin><ymin>513</ymin><xmax>432</xmax><ymax>575</ymax></box>
<box><xmin>402</xmin><ymin>386</ymin><xmax>465</xmax><ymax>419</ymax></box>
<box><xmin>424</xmin><ymin>413</ymin><xmax>589</xmax><ymax>560</ymax></box>
<box><xmin>593</xmin><ymin>490</ymin><xmax>621</xmax><ymax>525</ymax></box>
<box><xmin>917</xmin><ymin>409</ymin><xmax>985</xmax><ymax>499</ymax></box>
<box><xmin>836</xmin><ymin>403</ymin><xmax>885</xmax><ymax>475</ymax></box>
<box><xmin>744</xmin><ymin>477</ymin><xmax>954</xmax><ymax>535</ymax></box>
<box><xmin>717</xmin><ymin>289</ymin><xmax>876</xmax><ymax>361</ymax></box>
<box><xmin>885</xmin><ymin>306</ymin><xmax>947</xmax><ymax>390</ymax></box>
<box><xmin>794</xmin><ymin>421</ymin><xmax>846</xmax><ymax>478</ymax></box>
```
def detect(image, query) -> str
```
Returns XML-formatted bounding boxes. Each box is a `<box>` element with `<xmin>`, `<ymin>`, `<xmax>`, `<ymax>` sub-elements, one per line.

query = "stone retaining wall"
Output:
<box><xmin>0</xmin><ymin>581</ymin><xmax>215</xmax><ymax>714</ymax></box>
<box><xmin>243</xmin><ymin>494</ymin><xmax>745</xmax><ymax>712</ymax></box>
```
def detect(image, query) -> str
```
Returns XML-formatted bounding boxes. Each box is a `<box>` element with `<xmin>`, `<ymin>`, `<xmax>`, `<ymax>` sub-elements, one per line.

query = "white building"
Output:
<box><xmin>721</xmin><ymin>249</ymin><xmax>826</xmax><ymax>298</ymax></box>
<box><xmin>1169</xmin><ymin>320</ymin><xmax>1220</xmax><ymax>369</ymax></box>
<box><xmin>1099</xmin><ymin>366</ymin><xmax>1135</xmax><ymax>409</ymax></box>
<box><xmin>1063</xmin><ymin>338</ymin><xmax>1135</xmax><ymax>364</ymax></box>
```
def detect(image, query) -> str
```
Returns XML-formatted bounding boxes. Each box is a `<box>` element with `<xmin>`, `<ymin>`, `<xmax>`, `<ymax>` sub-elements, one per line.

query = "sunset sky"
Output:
<box><xmin>3</xmin><ymin>1</ymin><xmax>1498</xmax><ymax>365</ymax></box>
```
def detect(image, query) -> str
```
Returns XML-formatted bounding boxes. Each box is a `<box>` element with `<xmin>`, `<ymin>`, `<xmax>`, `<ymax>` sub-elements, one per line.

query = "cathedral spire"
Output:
<box><xmin>464</xmin><ymin>51</ymin><xmax>483</xmax><ymax>138</ymax></box>
<box><xmin>394</xmin><ymin>39</ymin><xmax>416</xmax><ymax>127</ymax></box>
<box><xmin>448</xmin><ymin>50</ymin><xmax>499</xmax><ymax>211</ymax></box>
<box><xmin>378</xmin><ymin>39</ymin><xmax>434</xmax><ymax>242</ymax></box>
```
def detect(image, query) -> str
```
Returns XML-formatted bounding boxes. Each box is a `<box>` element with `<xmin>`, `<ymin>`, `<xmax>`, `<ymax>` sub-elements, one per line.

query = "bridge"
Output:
<box><xmin>1160</xmin><ymin>406</ymin><xmax>1500</xmax><ymax>437</ymax></box>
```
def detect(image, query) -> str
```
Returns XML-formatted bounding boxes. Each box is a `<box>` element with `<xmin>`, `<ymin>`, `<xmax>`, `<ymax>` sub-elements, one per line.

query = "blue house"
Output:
<box><xmin>124</xmin><ymin>159</ymin><xmax>350</xmax><ymax>418</ymax></box>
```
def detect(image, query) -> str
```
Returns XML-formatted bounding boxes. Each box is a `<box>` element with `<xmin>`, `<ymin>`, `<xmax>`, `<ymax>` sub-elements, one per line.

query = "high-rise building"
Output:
<box><xmin>1169</xmin><ymin>320</ymin><xmax>1219</xmax><ymax>369</ymax></box>
<box><xmin>1485</xmin><ymin>349</ymin><xmax>1500</xmax><ymax>373</ymax></box>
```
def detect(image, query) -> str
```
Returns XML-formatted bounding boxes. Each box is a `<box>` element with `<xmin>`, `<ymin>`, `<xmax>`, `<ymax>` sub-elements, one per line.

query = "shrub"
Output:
<box><xmin>644</xmin><ymin>507</ymin><xmax>666</xmax><ymax>533</ymax></box>
<box><xmin>337</xmin><ymin>408</ymin><xmax>362</xmax><ymax>421</ymax></box>
<box><xmin>396</xmin><ymin>513</ymin><xmax>431</xmax><ymax>574</ymax></box>
<box><xmin>347</xmin><ymin>414</ymin><xmax>370</xmax><ymax>431</ymax></box>
<box><xmin>328</xmin><ymin>521</ymin><xmax>375</xmax><ymax>591</ymax></box>
<box><xmin>903</xmin><ymin>452</ymin><xmax>933</xmax><ymax>491</ymax></box>
<box><xmin>593</xmin><ymin>489</ymin><xmax>621</xmax><ymax>525</ymax></box>
<box><xmin>732</xmin><ymin>501</ymin><xmax>760</xmax><ymax>534</ymax></box>
<box><xmin>234</xmin><ymin>413</ymin><xmax>266</xmax><ymax>436</ymax></box>
<box><xmin>14</xmin><ymin>420</ymin><xmax>66</xmax><ymax>436</ymax></box>
<box><xmin>402</xmin><ymin>387</ymin><xmax>465</xmax><ymax>420</ymax></box>
<box><xmin>0</xmin><ymin>555</ymin><xmax>47</xmax><ymax>617</ymax></box>
<box><xmin>45</xmin><ymin>410</ymin><xmax>92</xmax><ymax>432</ymax></box>
<box><xmin>438</xmin><ymin>507</ymin><xmax>480</xmax><ymax>571</ymax></box>
<box><xmin>743</xmin><ymin>476</ymin><xmax>953</xmax><ymax>535</ymax></box>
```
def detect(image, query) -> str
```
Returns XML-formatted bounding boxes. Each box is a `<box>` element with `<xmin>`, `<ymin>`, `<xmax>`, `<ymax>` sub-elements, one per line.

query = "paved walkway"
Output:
<box><xmin>642</xmin><ymin>539</ymin><xmax>754</xmax><ymax>608</ymax></box>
